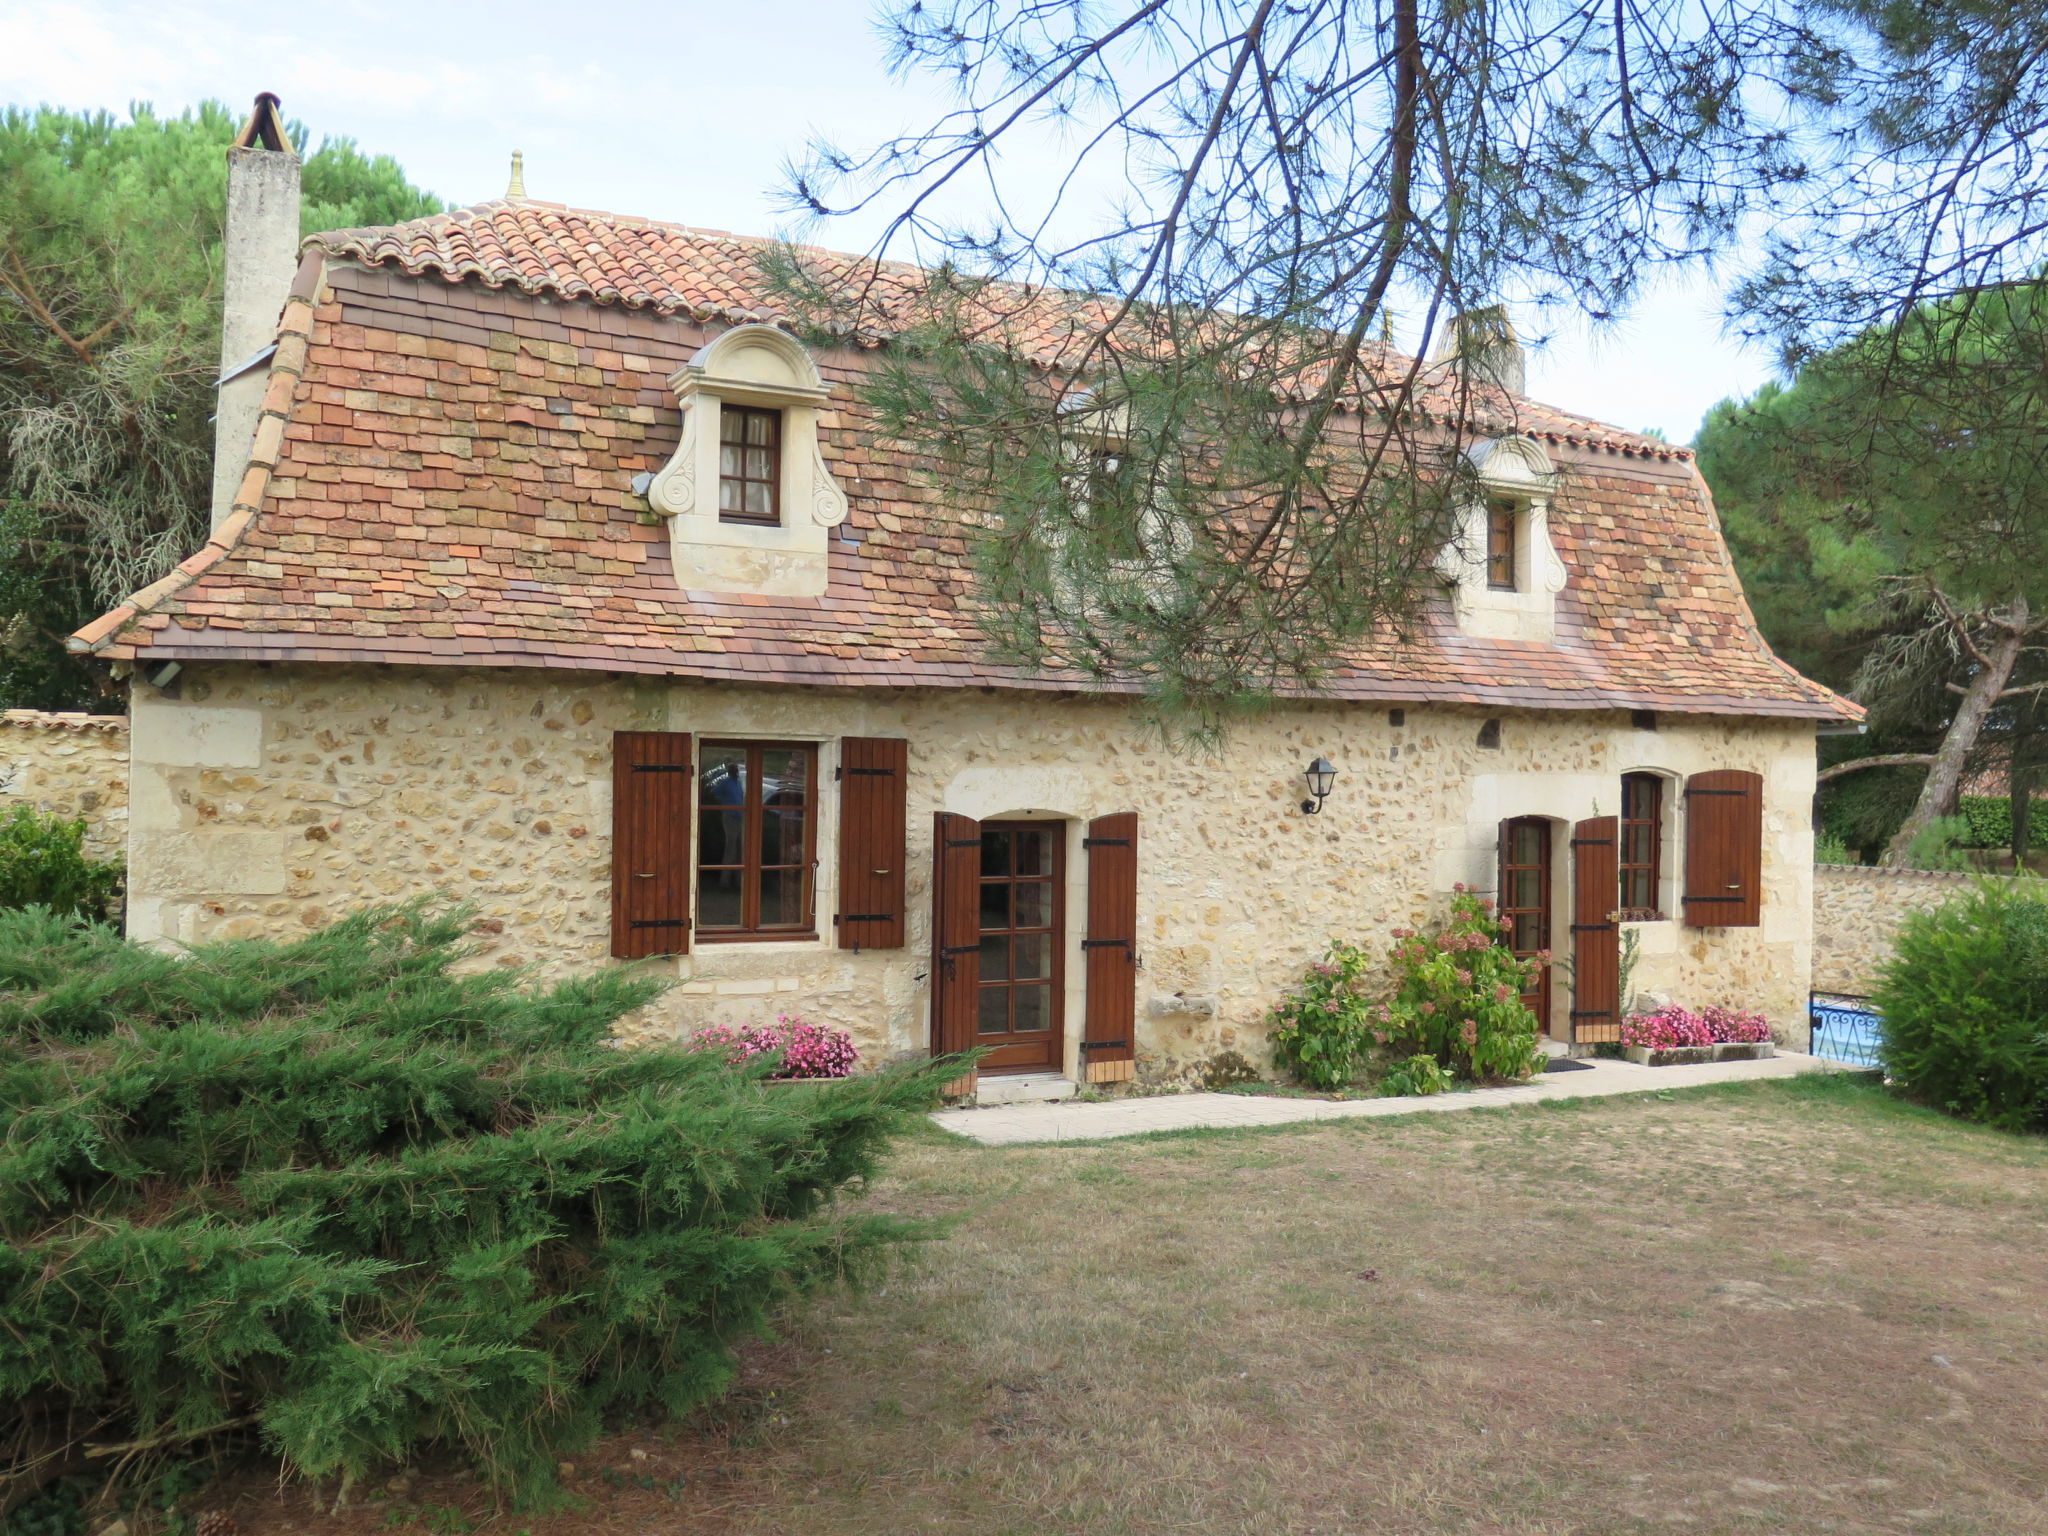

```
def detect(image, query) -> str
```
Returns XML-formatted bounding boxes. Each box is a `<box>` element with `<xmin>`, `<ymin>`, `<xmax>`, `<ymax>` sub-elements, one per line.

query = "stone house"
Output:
<box><xmin>69</xmin><ymin>105</ymin><xmax>1858</xmax><ymax>1091</ymax></box>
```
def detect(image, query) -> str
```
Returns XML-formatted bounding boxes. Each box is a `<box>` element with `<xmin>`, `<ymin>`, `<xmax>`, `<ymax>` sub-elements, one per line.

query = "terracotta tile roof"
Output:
<box><xmin>311</xmin><ymin>199</ymin><xmax>1685</xmax><ymax>462</ymax></box>
<box><xmin>68</xmin><ymin>201</ymin><xmax>1858</xmax><ymax>723</ymax></box>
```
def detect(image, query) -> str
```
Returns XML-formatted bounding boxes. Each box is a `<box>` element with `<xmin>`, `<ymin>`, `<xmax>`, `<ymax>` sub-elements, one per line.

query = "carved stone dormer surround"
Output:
<box><xmin>646</xmin><ymin>324</ymin><xmax>848</xmax><ymax>598</ymax></box>
<box><xmin>1436</xmin><ymin>434</ymin><xmax>1567</xmax><ymax>642</ymax></box>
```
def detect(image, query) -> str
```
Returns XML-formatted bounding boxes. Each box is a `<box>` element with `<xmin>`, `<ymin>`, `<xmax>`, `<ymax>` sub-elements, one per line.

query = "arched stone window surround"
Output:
<box><xmin>1436</xmin><ymin>435</ymin><xmax>1567</xmax><ymax>641</ymax></box>
<box><xmin>645</xmin><ymin>324</ymin><xmax>848</xmax><ymax>598</ymax></box>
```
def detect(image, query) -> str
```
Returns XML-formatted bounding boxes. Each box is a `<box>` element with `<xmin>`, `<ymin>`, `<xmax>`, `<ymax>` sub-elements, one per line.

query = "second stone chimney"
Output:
<box><xmin>1428</xmin><ymin>304</ymin><xmax>1525</xmax><ymax>397</ymax></box>
<box><xmin>213</xmin><ymin>93</ymin><xmax>301</xmax><ymax>530</ymax></box>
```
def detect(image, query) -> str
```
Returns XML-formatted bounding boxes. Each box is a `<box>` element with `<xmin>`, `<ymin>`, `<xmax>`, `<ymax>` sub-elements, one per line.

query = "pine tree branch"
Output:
<box><xmin>1816</xmin><ymin>753</ymin><xmax>1937</xmax><ymax>783</ymax></box>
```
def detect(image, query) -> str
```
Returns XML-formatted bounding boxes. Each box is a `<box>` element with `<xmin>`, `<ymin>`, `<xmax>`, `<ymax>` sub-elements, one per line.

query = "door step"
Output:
<box><xmin>977</xmin><ymin>1072</ymin><xmax>1077</xmax><ymax>1106</ymax></box>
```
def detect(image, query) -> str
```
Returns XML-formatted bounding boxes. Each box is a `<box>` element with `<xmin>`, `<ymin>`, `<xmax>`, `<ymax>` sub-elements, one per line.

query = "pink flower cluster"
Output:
<box><xmin>1620</xmin><ymin>1004</ymin><xmax>1772</xmax><ymax>1050</ymax></box>
<box><xmin>686</xmin><ymin>1015</ymin><xmax>859</xmax><ymax>1078</ymax></box>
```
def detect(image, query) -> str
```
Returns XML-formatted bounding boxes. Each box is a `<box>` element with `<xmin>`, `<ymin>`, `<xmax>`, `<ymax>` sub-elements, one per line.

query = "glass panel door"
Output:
<box><xmin>1499</xmin><ymin>817</ymin><xmax>1553</xmax><ymax>1035</ymax></box>
<box><xmin>973</xmin><ymin>822</ymin><xmax>1064</xmax><ymax>1072</ymax></box>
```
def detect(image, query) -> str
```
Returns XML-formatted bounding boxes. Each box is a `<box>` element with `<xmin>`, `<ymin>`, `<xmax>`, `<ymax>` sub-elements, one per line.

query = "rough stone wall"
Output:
<box><xmin>125</xmin><ymin>664</ymin><xmax>1819</xmax><ymax>1069</ymax></box>
<box><xmin>0</xmin><ymin>711</ymin><xmax>129</xmax><ymax>861</ymax></box>
<box><xmin>1811</xmin><ymin>863</ymin><xmax>1976</xmax><ymax>994</ymax></box>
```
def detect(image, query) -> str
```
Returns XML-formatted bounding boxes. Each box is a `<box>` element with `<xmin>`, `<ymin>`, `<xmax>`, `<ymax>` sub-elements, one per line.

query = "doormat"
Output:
<box><xmin>1542</xmin><ymin>1057</ymin><xmax>1595</xmax><ymax>1073</ymax></box>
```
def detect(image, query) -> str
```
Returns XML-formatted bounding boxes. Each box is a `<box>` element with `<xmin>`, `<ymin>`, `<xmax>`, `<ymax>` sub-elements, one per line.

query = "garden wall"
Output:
<box><xmin>0</xmin><ymin>710</ymin><xmax>129</xmax><ymax>862</ymax></box>
<box><xmin>1811</xmin><ymin>863</ymin><xmax>1975</xmax><ymax>994</ymax></box>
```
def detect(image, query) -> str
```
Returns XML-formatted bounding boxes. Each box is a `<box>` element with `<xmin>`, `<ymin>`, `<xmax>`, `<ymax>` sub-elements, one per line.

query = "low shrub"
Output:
<box><xmin>1379</xmin><ymin>887</ymin><xmax>1545</xmax><ymax>1082</ymax></box>
<box><xmin>1268</xmin><ymin>889</ymin><xmax>1544</xmax><ymax>1091</ymax></box>
<box><xmin>1377</xmin><ymin>1053</ymin><xmax>1451</xmax><ymax>1097</ymax></box>
<box><xmin>0</xmin><ymin>803</ymin><xmax>122</xmax><ymax>921</ymax></box>
<box><xmin>1267</xmin><ymin>938</ymin><xmax>1380</xmax><ymax>1090</ymax></box>
<box><xmin>686</xmin><ymin>1015</ymin><xmax>859</xmax><ymax>1078</ymax></box>
<box><xmin>1872</xmin><ymin>878</ymin><xmax>2048</xmax><ymax>1132</ymax></box>
<box><xmin>0</xmin><ymin>902</ymin><xmax>945</xmax><ymax>1521</ymax></box>
<box><xmin>1621</xmin><ymin>1004</ymin><xmax>1771</xmax><ymax>1049</ymax></box>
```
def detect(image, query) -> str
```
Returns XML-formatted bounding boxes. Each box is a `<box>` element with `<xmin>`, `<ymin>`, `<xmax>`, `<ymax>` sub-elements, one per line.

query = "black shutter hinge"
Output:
<box><xmin>632</xmin><ymin>763</ymin><xmax>691</xmax><ymax>773</ymax></box>
<box><xmin>945</xmin><ymin>837</ymin><xmax>981</xmax><ymax>848</ymax></box>
<box><xmin>1081</xmin><ymin>937</ymin><xmax>1132</xmax><ymax>950</ymax></box>
<box><xmin>1079</xmin><ymin>1039</ymin><xmax>1131</xmax><ymax>1051</ymax></box>
<box><xmin>1082</xmin><ymin>836</ymin><xmax>1133</xmax><ymax>848</ymax></box>
<box><xmin>629</xmin><ymin>917</ymin><xmax>690</xmax><ymax>930</ymax></box>
<box><xmin>941</xmin><ymin>943</ymin><xmax>979</xmax><ymax>956</ymax></box>
<box><xmin>1685</xmin><ymin>787</ymin><xmax>1748</xmax><ymax>797</ymax></box>
<box><xmin>1570</xmin><ymin>837</ymin><xmax>1615</xmax><ymax>848</ymax></box>
<box><xmin>1568</xmin><ymin>922</ymin><xmax>1615</xmax><ymax>933</ymax></box>
<box><xmin>837</xmin><ymin>912</ymin><xmax>896</xmax><ymax>923</ymax></box>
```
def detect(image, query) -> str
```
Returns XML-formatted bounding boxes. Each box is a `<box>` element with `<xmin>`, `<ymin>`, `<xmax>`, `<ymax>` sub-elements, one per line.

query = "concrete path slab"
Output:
<box><xmin>931</xmin><ymin>1050</ymin><xmax>1850</xmax><ymax>1146</ymax></box>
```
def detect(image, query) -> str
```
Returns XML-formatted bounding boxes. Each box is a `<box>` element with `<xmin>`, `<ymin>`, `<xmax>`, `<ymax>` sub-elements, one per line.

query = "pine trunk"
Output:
<box><xmin>1882</xmin><ymin>602</ymin><xmax>2029</xmax><ymax>866</ymax></box>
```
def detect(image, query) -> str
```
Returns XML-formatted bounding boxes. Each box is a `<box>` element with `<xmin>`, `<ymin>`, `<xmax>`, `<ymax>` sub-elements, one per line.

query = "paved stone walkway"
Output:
<box><xmin>931</xmin><ymin>1050</ymin><xmax>1848</xmax><ymax>1146</ymax></box>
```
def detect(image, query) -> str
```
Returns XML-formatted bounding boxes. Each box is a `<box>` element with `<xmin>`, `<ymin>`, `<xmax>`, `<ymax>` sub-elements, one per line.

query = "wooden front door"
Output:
<box><xmin>1499</xmin><ymin>816</ymin><xmax>1553</xmax><ymax>1034</ymax></box>
<box><xmin>973</xmin><ymin>821</ymin><xmax>1065</xmax><ymax>1073</ymax></box>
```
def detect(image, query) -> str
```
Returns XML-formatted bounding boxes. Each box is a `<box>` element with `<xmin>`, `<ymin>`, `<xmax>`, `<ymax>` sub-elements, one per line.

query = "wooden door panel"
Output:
<box><xmin>1571</xmin><ymin>815</ymin><xmax>1622</xmax><ymax>1043</ymax></box>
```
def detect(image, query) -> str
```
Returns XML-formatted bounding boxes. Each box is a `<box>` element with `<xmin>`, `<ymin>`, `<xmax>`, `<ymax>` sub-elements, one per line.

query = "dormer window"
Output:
<box><xmin>643</xmin><ymin>325</ymin><xmax>848</xmax><ymax>598</ymax></box>
<box><xmin>1434</xmin><ymin>436</ymin><xmax>1566</xmax><ymax>642</ymax></box>
<box><xmin>1486</xmin><ymin>500</ymin><xmax>1519</xmax><ymax>590</ymax></box>
<box><xmin>719</xmin><ymin>405</ymin><xmax>783</xmax><ymax>525</ymax></box>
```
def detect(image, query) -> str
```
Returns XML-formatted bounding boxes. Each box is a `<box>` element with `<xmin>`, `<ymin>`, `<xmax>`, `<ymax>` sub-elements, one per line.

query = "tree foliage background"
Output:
<box><xmin>1700</xmin><ymin>282</ymin><xmax>2048</xmax><ymax>862</ymax></box>
<box><xmin>0</xmin><ymin>102</ymin><xmax>438</xmax><ymax>712</ymax></box>
<box><xmin>777</xmin><ymin>0</ymin><xmax>2048</xmax><ymax>726</ymax></box>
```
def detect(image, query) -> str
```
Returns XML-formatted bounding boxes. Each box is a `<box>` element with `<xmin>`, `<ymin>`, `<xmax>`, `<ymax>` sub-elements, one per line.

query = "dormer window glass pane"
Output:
<box><xmin>1486</xmin><ymin>501</ymin><xmax>1518</xmax><ymax>590</ymax></box>
<box><xmin>719</xmin><ymin>406</ymin><xmax>782</xmax><ymax>525</ymax></box>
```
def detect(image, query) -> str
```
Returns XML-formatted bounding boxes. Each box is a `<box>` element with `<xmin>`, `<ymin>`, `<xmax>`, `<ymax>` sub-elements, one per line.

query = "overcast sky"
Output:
<box><xmin>1</xmin><ymin>0</ymin><xmax>1782</xmax><ymax>444</ymax></box>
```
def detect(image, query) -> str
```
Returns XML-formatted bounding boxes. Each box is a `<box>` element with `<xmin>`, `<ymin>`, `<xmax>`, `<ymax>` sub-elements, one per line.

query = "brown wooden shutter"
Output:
<box><xmin>1682</xmin><ymin>769</ymin><xmax>1763</xmax><ymax>928</ymax></box>
<box><xmin>1569</xmin><ymin>815</ymin><xmax>1621</xmax><ymax>1044</ymax></box>
<box><xmin>611</xmin><ymin>731</ymin><xmax>693</xmax><ymax>958</ymax></box>
<box><xmin>1082</xmin><ymin>812</ymin><xmax>1140</xmax><ymax>1083</ymax></box>
<box><xmin>835</xmin><ymin>737</ymin><xmax>908</xmax><ymax>950</ymax></box>
<box><xmin>929</xmin><ymin>812</ymin><xmax>983</xmax><ymax>1085</ymax></box>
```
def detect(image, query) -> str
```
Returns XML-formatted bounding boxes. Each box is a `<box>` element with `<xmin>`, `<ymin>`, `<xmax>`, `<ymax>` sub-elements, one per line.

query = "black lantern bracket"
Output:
<box><xmin>1300</xmin><ymin>755</ymin><xmax>1337</xmax><ymax>816</ymax></box>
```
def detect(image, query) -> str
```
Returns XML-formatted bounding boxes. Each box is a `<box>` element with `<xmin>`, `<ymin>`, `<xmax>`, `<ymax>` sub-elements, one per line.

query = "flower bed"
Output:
<box><xmin>1620</xmin><ymin>1005</ymin><xmax>1775</xmax><ymax>1066</ymax></box>
<box><xmin>687</xmin><ymin>1015</ymin><xmax>859</xmax><ymax>1078</ymax></box>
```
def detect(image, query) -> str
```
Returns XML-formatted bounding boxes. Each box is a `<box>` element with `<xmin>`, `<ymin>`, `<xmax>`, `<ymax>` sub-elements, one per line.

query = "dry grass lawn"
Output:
<box><xmin>219</xmin><ymin>1075</ymin><xmax>2048</xmax><ymax>1536</ymax></box>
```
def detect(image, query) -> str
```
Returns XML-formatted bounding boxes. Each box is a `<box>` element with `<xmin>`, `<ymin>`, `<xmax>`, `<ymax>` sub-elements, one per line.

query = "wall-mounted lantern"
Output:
<box><xmin>1300</xmin><ymin>756</ymin><xmax>1337</xmax><ymax>816</ymax></box>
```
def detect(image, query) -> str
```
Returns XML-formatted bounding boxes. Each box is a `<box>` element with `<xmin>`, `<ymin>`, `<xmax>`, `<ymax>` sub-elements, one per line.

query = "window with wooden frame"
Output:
<box><xmin>696</xmin><ymin>741</ymin><xmax>816</xmax><ymax>939</ymax></box>
<box><xmin>1618</xmin><ymin>771</ymin><xmax>1664</xmax><ymax>918</ymax></box>
<box><xmin>718</xmin><ymin>405</ymin><xmax>782</xmax><ymax>525</ymax></box>
<box><xmin>1486</xmin><ymin>500</ymin><xmax>1519</xmax><ymax>590</ymax></box>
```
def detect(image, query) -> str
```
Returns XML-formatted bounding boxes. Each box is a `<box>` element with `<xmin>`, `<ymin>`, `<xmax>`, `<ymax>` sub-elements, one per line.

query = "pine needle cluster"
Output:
<box><xmin>0</xmin><ymin>903</ymin><xmax>943</xmax><ymax>1520</ymax></box>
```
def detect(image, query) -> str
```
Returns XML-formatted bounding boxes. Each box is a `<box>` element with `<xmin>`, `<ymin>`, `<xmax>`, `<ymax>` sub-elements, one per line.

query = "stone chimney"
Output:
<box><xmin>1428</xmin><ymin>304</ymin><xmax>1525</xmax><ymax>397</ymax></box>
<box><xmin>213</xmin><ymin>93</ymin><xmax>300</xmax><ymax>530</ymax></box>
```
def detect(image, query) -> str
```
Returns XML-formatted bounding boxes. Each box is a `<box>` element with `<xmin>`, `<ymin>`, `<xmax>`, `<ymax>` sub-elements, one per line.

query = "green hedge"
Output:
<box><xmin>1872</xmin><ymin>878</ymin><xmax>2048</xmax><ymax>1132</ymax></box>
<box><xmin>0</xmin><ymin>903</ymin><xmax>945</xmax><ymax>1519</ymax></box>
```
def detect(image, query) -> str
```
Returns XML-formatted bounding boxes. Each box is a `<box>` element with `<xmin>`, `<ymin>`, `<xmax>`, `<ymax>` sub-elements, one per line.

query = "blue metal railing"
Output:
<box><xmin>1809</xmin><ymin>991</ymin><xmax>1883</xmax><ymax>1068</ymax></box>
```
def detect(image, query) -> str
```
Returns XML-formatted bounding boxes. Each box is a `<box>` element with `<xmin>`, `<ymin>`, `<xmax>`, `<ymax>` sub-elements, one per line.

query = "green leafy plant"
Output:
<box><xmin>1380</xmin><ymin>887</ymin><xmax>1546</xmax><ymax>1083</ymax></box>
<box><xmin>1377</xmin><ymin>1054</ymin><xmax>1451</xmax><ymax>1098</ymax></box>
<box><xmin>0</xmin><ymin>803</ymin><xmax>122</xmax><ymax>920</ymax></box>
<box><xmin>0</xmin><ymin>901</ymin><xmax>947</xmax><ymax>1518</ymax></box>
<box><xmin>1903</xmin><ymin>813</ymin><xmax>1976</xmax><ymax>871</ymax></box>
<box><xmin>1872</xmin><ymin>877</ymin><xmax>2048</xmax><ymax>1132</ymax></box>
<box><xmin>1814</xmin><ymin>830</ymin><xmax>1857</xmax><ymax>865</ymax></box>
<box><xmin>1267</xmin><ymin>939</ymin><xmax>1382</xmax><ymax>1091</ymax></box>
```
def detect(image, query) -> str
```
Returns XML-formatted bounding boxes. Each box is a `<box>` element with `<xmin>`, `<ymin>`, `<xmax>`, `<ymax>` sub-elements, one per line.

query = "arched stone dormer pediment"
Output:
<box><xmin>671</xmin><ymin>323</ymin><xmax>831</xmax><ymax>408</ymax></box>
<box><xmin>1466</xmin><ymin>433</ymin><xmax>1558</xmax><ymax>492</ymax></box>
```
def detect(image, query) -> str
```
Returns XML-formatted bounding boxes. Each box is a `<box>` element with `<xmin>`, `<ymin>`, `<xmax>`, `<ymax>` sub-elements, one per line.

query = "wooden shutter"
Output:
<box><xmin>1082</xmin><ymin>812</ymin><xmax>1140</xmax><ymax>1083</ymax></box>
<box><xmin>835</xmin><ymin>737</ymin><xmax>908</xmax><ymax>950</ymax></box>
<box><xmin>1569</xmin><ymin>815</ymin><xmax>1621</xmax><ymax>1044</ymax></box>
<box><xmin>929</xmin><ymin>812</ymin><xmax>983</xmax><ymax>1086</ymax></box>
<box><xmin>1682</xmin><ymin>769</ymin><xmax>1763</xmax><ymax>928</ymax></box>
<box><xmin>611</xmin><ymin>731</ymin><xmax>693</xmax><ymax>958</ymax></box>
